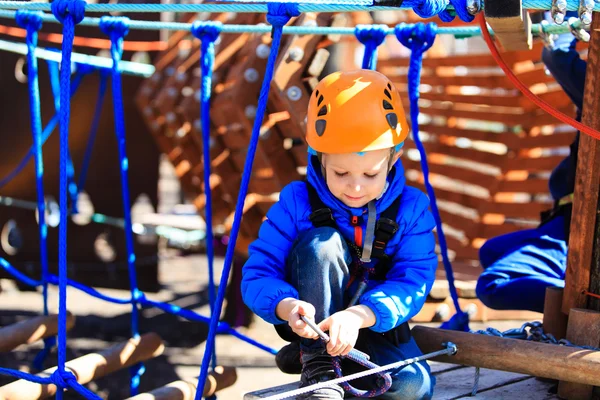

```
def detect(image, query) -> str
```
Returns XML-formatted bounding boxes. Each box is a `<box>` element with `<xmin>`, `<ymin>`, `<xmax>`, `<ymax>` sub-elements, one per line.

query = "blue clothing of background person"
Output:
<box><xmin>476</xmin><ymin>22</ymin><xmax>584</xmax><ymax>313</ymax></box>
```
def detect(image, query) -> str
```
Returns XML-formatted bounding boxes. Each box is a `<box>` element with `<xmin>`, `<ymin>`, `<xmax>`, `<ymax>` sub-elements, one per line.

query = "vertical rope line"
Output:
<box><xmin>191</xmin><ymin>20</ymin><xmax>222</xmax><ymax>372</ymax></box>
<box><xmin>17</xmin><ymin>10</ymin><xmax>48</xmax><ymax>318</ymax></box>
<box><xmin>99</xmin><ymin>16</ymin><xmax>144</xmax><ymax>395</ymax></box>
<box><xmin>193</xmin><ymin>4</ymin><xmax>299</xmax><ymax>398</ymax></box>
<box><xmin>395</xmin><ymin>23</ymin><xmax>467</xmax><ymax>330</ymax></box>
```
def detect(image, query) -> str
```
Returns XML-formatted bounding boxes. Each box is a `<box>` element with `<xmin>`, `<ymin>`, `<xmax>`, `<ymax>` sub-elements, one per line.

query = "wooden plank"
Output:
<box><xmin>403</xmin><ymin>159</ymin><xmax>497</xmax><ymax>189</ymax></box>
<box><xmin>498</xmin><ymin>179</ymin><xmax>549</xmax><ymax>194</ymax></box>
<box><xmin>503</xmin><ymin>155</ymin><xmax>566</xmax><ymax>173</ymax></box>
<box><xmin>563</xmin><ymin>14</ymin><xmax>600</xmax><ymax>315</ymax></box>
<box><xmin>378</xmin><ymin>42</ymin><xmax>544</xmax><ymax>68</ymax></box>
<box><xmin>404</xmin><ymin>141</ymin><xmax>506</xmax><ymax>166</ymax></box>
<box><xmin>413</xmin><ymin>104</ymin><xmax>528</xmax><ymax>126</ymax></box>
<box><xmin>457</xmin><ymin>376</ymin><xmax>558</xmax><ymax>399</ymax></box>
<box><xmin>400</xmin><ymin>90</ymin><xmax>520</xmax><ymax>108</ymax></box>
<box><xmin>519</xmin><ymin>132</ymin><xmax>576</xmax><ymax>149</ymax></box>
<box><xmin>420</xmin><ymin>125</ymin><xmax>520</xmax><ymax>147</ymax></box>
<box><xmin>433</xmin><ymin>366</ymin><xmax>530</xmax><ymax>399</ymax></box>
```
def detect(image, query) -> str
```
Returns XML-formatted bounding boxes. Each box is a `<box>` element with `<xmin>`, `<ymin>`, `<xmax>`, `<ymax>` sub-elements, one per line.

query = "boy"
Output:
<box><xmin>242</xmin><ymin>70</ymin><xmax>437</xmax><ymax>399</ymax></box>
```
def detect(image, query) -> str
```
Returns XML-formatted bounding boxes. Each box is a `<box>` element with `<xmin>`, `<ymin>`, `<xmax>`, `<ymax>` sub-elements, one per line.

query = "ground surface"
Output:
<box><xmin>0</xmin><ymin>253</ymin><xmax>554</xmax><ymax>399</ymax></box>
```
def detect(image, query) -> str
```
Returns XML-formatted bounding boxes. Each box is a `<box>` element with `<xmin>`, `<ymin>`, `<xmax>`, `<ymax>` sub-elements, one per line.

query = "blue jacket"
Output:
<box><xmin>241</xmin><ymin>156</ymin><xmax>438</xmax><ymax>333</ymax></box>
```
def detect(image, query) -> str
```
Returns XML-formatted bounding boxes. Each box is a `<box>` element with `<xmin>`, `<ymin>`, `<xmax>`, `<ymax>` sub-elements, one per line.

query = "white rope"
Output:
<box><xmin>262</xmin><ymin>343</ymin><xmax>457</xmax><ymax>400</ymax></box>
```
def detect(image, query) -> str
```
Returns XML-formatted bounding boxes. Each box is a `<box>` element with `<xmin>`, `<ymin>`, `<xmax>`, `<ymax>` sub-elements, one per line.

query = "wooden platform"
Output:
<box><xmin>244</xmin><ymin>361</ymin><xmax>559</xmax><ymax>399</ymax></box>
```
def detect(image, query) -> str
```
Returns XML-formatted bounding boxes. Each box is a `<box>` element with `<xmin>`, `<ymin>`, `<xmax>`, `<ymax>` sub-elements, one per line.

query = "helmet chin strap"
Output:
<box><xmin>360</xmin><ymin>200</ymin><xmax>377</xmax><ymax>263</ymax></box>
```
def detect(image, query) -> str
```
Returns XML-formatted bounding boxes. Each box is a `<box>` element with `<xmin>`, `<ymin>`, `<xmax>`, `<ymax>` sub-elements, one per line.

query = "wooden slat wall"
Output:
<box><xmin>380</xmin><ymin>40</ymin><xmax>576</xmax><ymax>272</ymax></box>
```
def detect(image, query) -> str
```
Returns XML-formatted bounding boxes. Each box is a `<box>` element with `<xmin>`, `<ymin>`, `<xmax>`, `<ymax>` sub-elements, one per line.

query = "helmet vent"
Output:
<box><xmin>386</xmin><ymin>113</ymin><xmax>398</xmax><ymax>130</ymax></box>
<box><xmin>384</xmin><ymin>89</ymin><xmax>392</xmax><ymax>100</ymax></box>
<box><xmin>387</xmin><ymin>83</ymin><xmax>392</xmax><ymax>90</ymax></box>
<box><xmin>382</xmin><ymin>100</ymin><xmax>393</xmax><ymax>110</ymax></box>
<box><xmin>317</xmin><ymin>94</ymin><xmax>324</xmax><ymax>106</ymax></box>
<box><xmin>315</xmin><ymin>90</ymin><xmax>320</xmax><ymax>98</ymax></box>
<box><xmin>318</xmin><ymin>105</ymin><xmax>328</xmax><ymax>116</ymax></box>
<box><xmin>315</xmin><ymin>120</ymin><xmax>327</xmax><ymax>136</ymax></box>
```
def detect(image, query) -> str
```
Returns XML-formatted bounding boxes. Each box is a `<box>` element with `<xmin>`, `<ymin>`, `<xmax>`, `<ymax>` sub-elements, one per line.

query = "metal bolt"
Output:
<box><xmin>287</xmin><ymin>86</ymin><xmax>302</xmax><ymax>102</ymax></box>
<box><xmin>244</xmin><ymin>68</ymin><xmax>259</xmax><ymax>83</ymax></box>
<box><xmin>288</xmin><ymin>47</ymin><xmax>304</xmax><ymax>62</ymax></box>
<box><xmin>167</xmin><ymin>87</ymin><xmax>177</xmax><ymax>98</ymax></box>
<box><xmin>165</xmin><ymin>66</ymin><xmax>175</xmax><ymax>77</ymax></box>
<box><xmin>176</xmin><ymin>72</ymin><xmax>187</xmax><ymax>82</ymax></box>
<box><xmin>579</xmin><ymin>0</ymin><xmax>595</xmax><ymax>25</ymax></box>
<box><xmin>256</xmin><ymin>43</ymin><xmax>271</xmax><ymax>59</ymax></box>
<box><xmin>194</xmin><ymin>119</ymin><xmax>202</xmax><ymax>132</ymax></box>
<box><xmin>303</xmin><ymin>19</ymin><xmax>317</xmax><ymax>28</ymax></box>
<box><xmin>181</xmin><ymin>86</ymin><xmax>194</xmax><ymax>97</ymax></box>
<box><xmin>245</xmin><ymin>105</ymin><xmax>257</xmax><ymax>119</ymax></box>
<box><xmin>165</xmin><ymin>112</ymin><xmax>176</xmax><ymax>124</ymax></box>
<box><xmin>552</xmin><ymin>0</ymin><xmax>567</xmax><ymax>24</ymax></box>
<box><xmin>195</xmin><ymin>90</ymin><xmax>201</xmax><ymax>102</ymax></box>
<box><xmin>466</xmin><ymin>0</ymin><xmax>481</xmax><ymax>15</ymax></box>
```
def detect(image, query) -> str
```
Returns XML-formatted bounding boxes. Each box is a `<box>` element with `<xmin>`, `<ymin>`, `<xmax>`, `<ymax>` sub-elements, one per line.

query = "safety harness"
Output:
<box><xmin>304</xmin><ymin>156</ymin><xmax>411</xmax><ymax>346</ymax></box>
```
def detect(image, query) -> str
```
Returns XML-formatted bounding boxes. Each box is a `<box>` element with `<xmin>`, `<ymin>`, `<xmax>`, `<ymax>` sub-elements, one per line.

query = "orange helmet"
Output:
<box><xmin>306</xmin><ymin>70</ymin><xmax>409</xmax><ymax>154</ymax></box>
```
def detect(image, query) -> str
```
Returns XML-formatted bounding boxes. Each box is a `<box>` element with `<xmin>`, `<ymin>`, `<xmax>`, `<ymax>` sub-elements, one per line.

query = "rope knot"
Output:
<box><xmin>99</xmin><ymin>16</ymin><xmax>130</xmax><ymax>39</ymax></box>
<box><xmin>132</xmin><ymin>288</ymin><xmax>145</xmax><ymax>302</ymax></box>
<box><xmin>354</xmin><ymin>24</ymin><xmax>387</xmax><ymax>48</ymax></box>
<box><xmin>51</xmin><ymin>0</ymin><xmax>86</xmax><ymax>25</ymax></box>
<box><xmin>50</xmin><ymin>369</ymin><xmax>77</xmax><ymax>389</ymax></box>
<box><xmin>190</xmin><ymin>20</ymin><xmax>222</xmax><ymax>43</ymax></box>
<box><xmin>438</xmin><ymin>0</ymin><xmax>475</xmax><ymax>23</ymax></box>
<box><xmin>394</xmin><ymin>23</ymin><xmax>437</xmax><ymax>53</ymax></box>
<box><xmin>266</xmin><ymin>2</ymin><xmax>300</xmax><ymax>28</ymax></box>
<box><xmin>412</xmin><ymin>0</ymin><xmax>447</xmax><ymax>19</ymax></box>
<box><xmin>15</xmin><ymin>10</ymin><xmax>43</xmax><ymax>32</ymax></box>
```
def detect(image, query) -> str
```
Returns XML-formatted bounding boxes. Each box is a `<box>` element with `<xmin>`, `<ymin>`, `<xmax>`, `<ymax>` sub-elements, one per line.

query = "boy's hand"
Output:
<box><xmin>276</xmin><ymin>298</ymin><xmax>319</xmax><ymax>339</ymax></box>
<box><xmin>317</xmin><ymin>310</ymin><xmax>363</xmax><ymax>356</ymax></box>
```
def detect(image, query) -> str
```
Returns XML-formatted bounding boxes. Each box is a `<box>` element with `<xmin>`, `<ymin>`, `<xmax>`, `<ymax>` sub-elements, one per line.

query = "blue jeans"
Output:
<box><xmin>281</xmin><ymin>227</ymin><xmax>435</xmax><ymax>400</ymax></box>
<box><xmin>476</xmin><ymin>216</ymin><xmax>567</xmax><ymax>313</ymax></box>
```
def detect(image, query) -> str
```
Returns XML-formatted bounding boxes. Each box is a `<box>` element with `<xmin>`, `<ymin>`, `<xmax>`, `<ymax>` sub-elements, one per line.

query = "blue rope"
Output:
<box><xmin>193</xmin><ymin>3</ymin><xmax>300</xmax><ymax>399</ymax></box>
<box><xmin>394</xmin><ymin>23</ymin><xmax>469</xmax><ymax>332</ymax></box>
<box><xmin>15</xmin><ymin>9</ymin><xmax>57</xmax><ymax>372</ymax></box>
<box><xmin>49</xmin><ymin>0</ymin><xmax>97</xmax><ymax>398</ymax></box>
<box><xmin>355</xmin><ymin>24</ymin><xmax>387</xmax><ymax>70</ymax></box>
<box><xmin>99</xmin><ymin>15</ymin><xmax>144</xmax><ymax>396</ymax></box>
<box><xmin>190</xmin><ymin>19</ymin><xmax>222</xmax><ymax>372</ymax></box>
<box><xmin>76</xmin><ymin>70</ymin><xmax>108</xmax><ymax>199</ymax></box>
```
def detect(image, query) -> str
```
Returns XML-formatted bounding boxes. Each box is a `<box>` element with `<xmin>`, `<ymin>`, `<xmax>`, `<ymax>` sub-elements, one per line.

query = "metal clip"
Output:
<box><xmin>569</xmin><ymin>16</ymin><xmax>591</xmax><ymax>42</ymax></box>
<box><xmin>551</xmin><ymin>0</ymin><xmax>568</xmax><ymax>24</ymax></box>
<box><xmin>578</xmin><ymin>0</ymin><xmax>595</xmax><ymax>26</ymax></box>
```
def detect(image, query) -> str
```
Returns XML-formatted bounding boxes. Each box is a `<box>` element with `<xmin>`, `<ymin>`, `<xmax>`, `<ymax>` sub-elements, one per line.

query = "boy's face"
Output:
<box><xmin>321</xmin><ymin>148</ymin><xmax>400</xmax><ymax>208</ymax></box>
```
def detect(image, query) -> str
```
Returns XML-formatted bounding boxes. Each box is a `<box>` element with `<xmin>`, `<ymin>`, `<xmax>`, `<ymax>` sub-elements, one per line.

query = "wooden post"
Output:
<box><xmin>125</xmin><ymin>366</ymin><xmax>237</xmax><ymax>400</ymax></box>
<box><xmin>0</xmin><ymin>313</ymin><xmax>75</xmax><ymax>352</ymax></box>
<box><xmin>558</xmin><ymin>309</ymin><xmax>600</xmax><ymax>399</ymax></box>
<box><xmin>562</xmin><ymin>13</ymin><xmax>600</xmax><ymax>315</ymax></box>
<box><xmin>412</xmin><ymin>326</ymin><xmax>600</xmax><ymax>385</ymax></box>
<box><xmin>543</xmin><ymin>287</ymin><xmax>568</xmax><ymax>340</ymax></box>
<box><xmin>484</xmin><ymin>0</ymin><xmax>532</xmax><ymax>51</ymax></box>
<box><xmin>0</xmin><ymin>332</ymin><xmax>164</xmax><ymax>399</ymax></box>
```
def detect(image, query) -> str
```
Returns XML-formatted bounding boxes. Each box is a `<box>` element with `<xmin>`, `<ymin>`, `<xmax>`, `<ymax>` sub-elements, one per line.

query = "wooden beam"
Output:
<box><xmin>485</xmin><ymin>2</ymin><xmax>532</xmax><ymax>51</ymax></box>
<box><xmin>126</xmin><ymin>366</ymin><xmax>237</xmax><ymax>399</ymax></box>
<box><xmin>562</xmin><ymin>14</ymin><xmax>600</xmax><ymax>315</ymax></box>
<box><xmin>0</xmin><ymin>313</ymin><xmax>75</xmax><ymax>352</ymax></box>
<box><xmin>542</xmin><ymin>287</ymin><xmax>568</xmax><ymax>341</ymax></box>
<box><xmin>558</xmin><ymin>309</ymin><xmax>600</xmax><ymax>399</ymax></box>
<box><xmin>412</xmin><ymin>326</ymin><xmax>600</xmax><ymax>386</ymax></box>
<box><xmin>0</xmin><ymin>332</ymin><xmax>164</xmax><ymax>399</ymax></box>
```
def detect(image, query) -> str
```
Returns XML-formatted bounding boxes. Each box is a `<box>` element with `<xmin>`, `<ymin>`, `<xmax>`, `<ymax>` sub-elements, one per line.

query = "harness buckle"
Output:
<box><xmin>375</xmin><ymin>217</ymin><xmax>399</xmax><ymax>238</ymax></box>
<box><xmin>309</xmin><ymin>208</ymin><xmax>335</xmax><ymax>227</ymax></box>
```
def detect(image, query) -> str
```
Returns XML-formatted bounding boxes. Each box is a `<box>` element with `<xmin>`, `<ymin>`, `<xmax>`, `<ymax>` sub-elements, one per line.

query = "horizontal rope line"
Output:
<box><xmin>0</xmin><ymin>9</ymin><xmax>583</xmax><ymax>37</ymax></box>
<box><xmin>0</xmin><ymin>0</ymin><xmax>596</xmax><ymax>12</ymax></box>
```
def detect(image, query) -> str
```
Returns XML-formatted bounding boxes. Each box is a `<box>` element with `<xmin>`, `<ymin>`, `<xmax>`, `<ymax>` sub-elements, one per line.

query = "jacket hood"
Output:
<box><xmin>306</xmin><ymin>154</ymin><xmax>407</xmax><ymax>217</ymax></box>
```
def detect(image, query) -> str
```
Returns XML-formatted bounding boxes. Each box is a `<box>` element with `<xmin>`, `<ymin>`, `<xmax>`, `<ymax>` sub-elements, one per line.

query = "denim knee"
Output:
<box><xmin>381</xmin><ymin>362</ymin><xmax>434</xmax><ymax>400</ymax></box>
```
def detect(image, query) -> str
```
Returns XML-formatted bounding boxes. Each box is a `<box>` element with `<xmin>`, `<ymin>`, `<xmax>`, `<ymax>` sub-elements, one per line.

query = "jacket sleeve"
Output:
<box><xmin>359</xmin><ymin>191</ymin><xmax>438</xmax><ymax>332</ymax></box>
<box><xmin>241</xmin><ymin>184</ymin><xmax>301</xmax><ymax>325</ymax></box>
